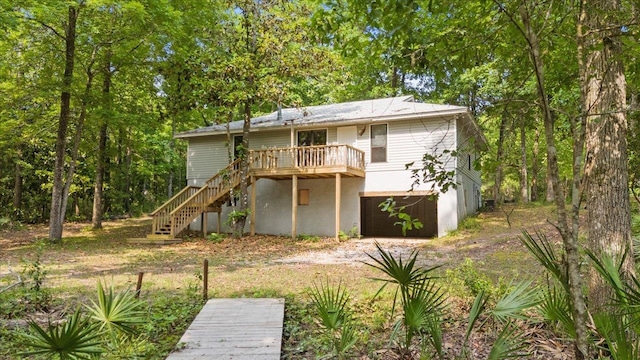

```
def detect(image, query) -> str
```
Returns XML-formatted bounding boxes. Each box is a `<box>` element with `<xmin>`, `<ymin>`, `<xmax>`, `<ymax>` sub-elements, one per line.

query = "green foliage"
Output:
<box><xmin>365</xmin><ymin>242</ymin><xmax>444</xmax><ymax>357</ymax></box>
<box><xmin>519</xmin><ymin>230</ymin><xmax>568</xmax><ymax>292</ymax></box>
<box><xmin>20</xmin><ymin>310</ymin><xmax>104</xmax><ymax>359</ymax></box>
<box><xmin>632</xmin><ymin>213</ymin><xmax>640</xmax><ymax>238</ymax></box>
<box><xmin>445</xmin><ymin>258</ymin><xmax>494</xmax><ymax>298</ymax></box>
<box><xmin>585</xmin><ymin>250</ymin><xmax>640</xmax><ymax>359</ymax></box>
<box><xmin>22</xmin><ymin>245</ymin><xmax>51</xmax><ymax>309</ymax></box>
<box><xmin>458</xmin><ymin>215</ymin><xmax>482</xmax><ymax>233</ymax></box>
<box><xmin>308</xmin><ymin>280</ymin><xmax>358</xmax><ymax>358</ymax></box>
<box><xmin>282</xmin><ymin>295</ymin><xmax>323</xmax><ymax>358</ymax></box>
<box><xmin>338</xmin><ymin>226</ymin><xmax>360</xmax><ymax>241</ymax></box>
<box><xmin>520</xmin><ymin>230</ymin><xmax>577</xmax><ymax>338</ymax></box>
<box><xmin>487</xmin><ymin>323</ymin><xmax>528</xmax><ymax>360</ymax></box>
<box><xmin>462</xmin><ymin>283</ymin><xmax>536</xmax><ymax>359</ymax></box>
<box><xmin>491</xmin><ymin>281</ymin><xmax>539</xmax><ymax>323</ymax></box>
<box><xmin>297</xmin><ymin>233</ymin><xmax>322</xmax><ymax>242</ymax></box>
<box><xmin>405</xmin><ymin>150</ymin><xmax>459</xmax><ymax>195</ymax></box>
<box><xmin>0</xmin><ymin>216</ymin><xmax>22</xmax><ymax>230</ymax></box>
<box><xmin>85</xmin><ymin>282</ymin><xmax>145</xmax><ymax>339</ymax></box>
<box><xmin>206</xmin><ymin>232</ymin><xmax>226</xmax><ymax>243</ymax></box>
<box><xmin>226</xmin><ymin>209</ymin><xmax>250</xmax><ymax>226</ymax></box>
<box><xmin>145</xmin><ymin>293</ymin><xmax>204</xmax><ymax>356</ymax></box>
<box><xmin>538</xmin><ymin>286</ymin><xmax>576</xmax><ymax>338</ymax></box>
<box><xmin>379</xmin><ymin>197</ymin><xmax>424</xmax><ymax>236</ymax></box>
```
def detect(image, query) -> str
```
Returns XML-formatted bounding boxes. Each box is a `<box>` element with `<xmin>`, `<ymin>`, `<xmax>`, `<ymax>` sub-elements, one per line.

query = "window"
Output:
<box><xmin>299</xmin><ymin>189</ymin><xmax>309</xmax><ymax>205</ymax></box>
<box><xmin>232</xmin><ymin>135</ymin><xmax>243</xmax><ymax>170</ymax></box>
<box><xmin>370</xmin><ymin>124</ymin><xmax>387</xmax><ymax>162</ymax></box>
<box><xmin>233</xmin><ymin>135</ymin><xmax>244</xmax><ymax>159</ymax></box>
<box><xmin>297</xmin><ymin>129</ymin><xmax>327</xmax><ymax>146</ymax></box>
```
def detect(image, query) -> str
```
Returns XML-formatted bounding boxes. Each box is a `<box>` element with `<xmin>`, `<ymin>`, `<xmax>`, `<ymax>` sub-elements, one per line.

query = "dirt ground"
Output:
<box><xmin>0</xmin><ymin>205</ymin><xmax>570</xmax><ymax>359</ymax></box>
<box><xmin>0</xmin><ymin>204</ymin><xmax>563</xmax><ymax>302</ymax></box>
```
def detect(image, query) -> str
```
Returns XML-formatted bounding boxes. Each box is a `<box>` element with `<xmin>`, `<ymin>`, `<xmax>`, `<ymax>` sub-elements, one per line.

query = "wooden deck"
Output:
<box><xmin>166</xmin><ymin>298</ymin><xmax>285</xmax><ymax>359</ymax></box>
<box><xmin>250</xmin><ymin>144</ymin><xmax>365</xmax><ymax>179</ymax></box>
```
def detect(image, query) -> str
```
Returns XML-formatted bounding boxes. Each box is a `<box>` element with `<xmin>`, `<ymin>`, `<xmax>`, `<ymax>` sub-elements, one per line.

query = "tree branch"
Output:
<box><xmin>27</xmin><ymin>17</ymin><xmax>65</xmax><ymax>40</ymax></box>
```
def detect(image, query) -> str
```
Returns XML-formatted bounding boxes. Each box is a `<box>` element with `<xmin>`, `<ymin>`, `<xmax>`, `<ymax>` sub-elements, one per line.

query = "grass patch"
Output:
<box><xmin>0</xmin><ymin>205</ymin><xmax>568</xmax><ymax>358</ymax></box>
<box><xmin>297</xmin><ymin>233</ymin><xmax>322</xmax><ymax>242</ymax></box>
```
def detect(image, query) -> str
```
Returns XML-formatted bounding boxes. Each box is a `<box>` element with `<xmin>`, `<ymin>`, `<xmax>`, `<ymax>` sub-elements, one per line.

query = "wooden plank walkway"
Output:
<box><xmin>166</xmin><ymin>298</ymin><xmax>285</xmax><ymax>359</ymax></box>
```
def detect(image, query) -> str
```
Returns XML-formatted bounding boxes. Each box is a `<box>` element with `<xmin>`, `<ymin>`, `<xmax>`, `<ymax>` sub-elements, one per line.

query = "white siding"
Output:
<box><xmin>185</xmin><ymin>116</ymin><xmax>482</xmax><ymax>238</ymax></box>
<box><xmin>186</xmin><ymin>130</ymin><xmax>290</xmax><ymax>185</ymax></box>
<box><xmin>196</xmin><ymin>177</ymin><xmax>364</xmax><ymax>237</ymax></box>
<box><xmin>186</xmin><ymin>136</ymin><xmax>229</xmax><ymax>186</ymax></box>
<box><xmin>455</xmin><ymin>117</ymin><xmax>482</xmax><ymax>218</ymax></box>
<box><xmin>250</xmin><ymin>130</ymin><xmax>290</xmax><ymax>148</ymax></box>
<box><xmin>361</xmin><ymin>118</ymin><xmax>457</xmax><ymax>193</ymax></box>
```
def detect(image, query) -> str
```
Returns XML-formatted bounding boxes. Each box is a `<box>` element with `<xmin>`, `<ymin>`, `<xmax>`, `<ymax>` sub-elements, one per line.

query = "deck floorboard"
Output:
<box><xmin>166</xmin><ymin>298</ymin><xmax>284</xmax><ymax>360</ymax></box>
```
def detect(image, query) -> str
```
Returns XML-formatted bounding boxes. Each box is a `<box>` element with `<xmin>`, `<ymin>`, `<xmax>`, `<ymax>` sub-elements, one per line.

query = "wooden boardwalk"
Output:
<box><xmin>166</xmin><ymin>298</ymin><xmax>285</xmax><ymax>359</ymax></box>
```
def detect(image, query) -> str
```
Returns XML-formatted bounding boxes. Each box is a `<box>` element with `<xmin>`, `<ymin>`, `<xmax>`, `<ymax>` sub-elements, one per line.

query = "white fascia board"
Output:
<box><xmin>174</xmin><ymin>109</ymin><xmax>468</xmax><ymax>139</ymax></box>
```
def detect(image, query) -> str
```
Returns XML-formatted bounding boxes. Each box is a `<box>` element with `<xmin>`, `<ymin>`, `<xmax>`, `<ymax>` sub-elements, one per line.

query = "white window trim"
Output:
<box><xmin>370</xmin><ymin>123</ymin><xmax>388</xmax><ymax>163</ymax></box>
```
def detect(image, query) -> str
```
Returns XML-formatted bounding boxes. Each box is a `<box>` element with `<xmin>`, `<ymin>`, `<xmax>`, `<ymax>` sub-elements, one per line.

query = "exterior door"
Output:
<box><xmin>337</xmin><ymin>126</ymin><xmax>357</xmax><ymax>147</ymax></box>
<box><xmin>360</xmin><ymin>196</ymin><xmax>438</xmax><ymax>238</ymax></box>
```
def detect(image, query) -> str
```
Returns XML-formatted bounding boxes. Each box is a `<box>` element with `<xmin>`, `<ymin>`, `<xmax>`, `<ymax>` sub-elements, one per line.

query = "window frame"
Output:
<box><xmin>296</xmin><ymin>128</ymin><xmax>328</xmax><ymax>146</ymax></box>
<box><xmin>370</xmin><ymin>123</ymin><xmax>388</xmax><ymax>163</ymax></box>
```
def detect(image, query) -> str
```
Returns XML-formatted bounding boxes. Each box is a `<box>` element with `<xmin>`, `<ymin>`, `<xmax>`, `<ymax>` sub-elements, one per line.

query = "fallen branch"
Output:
<box><xmin>0</xmin><ymin>269</ymin><xmax>23</xmax><ymax>294</ymax></box>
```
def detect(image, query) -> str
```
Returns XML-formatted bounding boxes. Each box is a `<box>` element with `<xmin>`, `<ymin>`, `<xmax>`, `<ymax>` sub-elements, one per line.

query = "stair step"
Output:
<box><xmin>148</xmin><ymin>163</ymin><xmax>250</xmax><ymax>240</ymax></box>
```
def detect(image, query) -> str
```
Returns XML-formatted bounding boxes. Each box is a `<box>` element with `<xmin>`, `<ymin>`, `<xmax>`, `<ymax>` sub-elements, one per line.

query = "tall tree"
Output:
<box><xmin>515</xmin><ymin>2</ymin><xmax>589</xmax><ymax>355</ymax></box>
<box><xmin>49</xmin><ymin>4</ymin><xmax>81</xmax><ymax>243</ymax></box>
<box><xmin>579</xmin><ymin>0</ymin><xmax>634</xmax><ymax>311</ymax></box>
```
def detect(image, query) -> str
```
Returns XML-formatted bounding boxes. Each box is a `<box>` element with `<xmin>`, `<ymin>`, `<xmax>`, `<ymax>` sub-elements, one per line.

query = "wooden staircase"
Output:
<box><xmin>148</xmin><ymin>159</ymin><xmax>247</xmax><ymax>239</ymax></box>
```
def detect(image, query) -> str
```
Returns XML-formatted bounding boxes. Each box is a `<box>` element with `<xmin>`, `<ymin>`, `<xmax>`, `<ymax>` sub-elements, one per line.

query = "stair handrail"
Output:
<box><xmin>150</xmin><ymin>185</ymin><xmax>201</xmax><ymax>217</ymax></box>
<box><xmin>150</xmin><ymin>186</ymin><xmax>201</xmax><ymax>235</ymax></box>
<box><xmin>169</xmin><ymin>159</ymin><xmax>243</xmax><ymax>236</ymax></box>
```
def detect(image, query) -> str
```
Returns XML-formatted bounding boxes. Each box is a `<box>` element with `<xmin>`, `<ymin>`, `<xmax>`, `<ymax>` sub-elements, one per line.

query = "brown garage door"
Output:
<box><xmin>360</xmin><ymin>196</ymin><xmax>438</xmax><ymax>238</ymax></box>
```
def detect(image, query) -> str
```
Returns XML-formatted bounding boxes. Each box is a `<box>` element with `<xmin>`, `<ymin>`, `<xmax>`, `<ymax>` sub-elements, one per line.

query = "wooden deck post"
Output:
<box><xmin>335</xmin><ymin>173</ymin><xmax>341</xmax><ymax>241</ymax></box>
<box><xmin>250</xmin><ymin>176</ymin><xmax>256</xmax><ymax>236</ymax></box>
<box><xmin>292</xmin><ymin>175</ymin><xmax>298</xmax><ymax>240</ymax></box>
<box><xmin>201</xmin><ymin>212</ymin><xmax>208</xmax><ymax>238</ymax></box>
<box><xmin>217</xmin><ymin>211</ymin><xmax>221</xmax><ymax>234</ymax></box>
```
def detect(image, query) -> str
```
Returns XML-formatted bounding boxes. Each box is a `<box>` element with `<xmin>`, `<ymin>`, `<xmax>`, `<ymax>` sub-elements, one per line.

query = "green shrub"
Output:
<box><xmin>297</xmin><ymin>233</ymin><xmax>321</xmax><ymax>242</ymax></box>
<box><xmin>446</xmin><ymin>258</ymin><xmax>494</xmax><ymax>298</ymax></box>
<box><xmin>20</xmin><ymin>310</ymin><xmax>104</xmax><ymax>359</ymax></box>
<box><xmin>338</xmin><ymin>226</ymin><xmax>360</xmax><ymax>241</ymax></box>
<box><xmin>206</xmin><ymin>232</ymin><xmax>226</xmax><ymax>243</ymax></box>
<box><xmin>459</xmin><ymin>215</ymin><xmax>482</xmax><ymax>232</ymax></box>
<box><xmin>0</xmin><ymin>247</ymin><xmax>53</xmax><ymax>319</ymax></box>
<box><xmin>308</xmin><ymin>280</ymin><xmax>358</xmax><ymax>359</ymax></box>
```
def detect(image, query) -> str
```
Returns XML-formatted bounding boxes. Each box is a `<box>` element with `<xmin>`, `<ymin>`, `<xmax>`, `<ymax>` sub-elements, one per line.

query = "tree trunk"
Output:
<box><xmin>92</xmin><ymin>49</ymin><xmax>112</xmax><ymax>229</ymax></box>
<box><xmin>13</xmin><ymin>149</ymin><xmax>22</xmax><ymax>210</ymax></box>
<box><xmin>167</xmin><ymin>120</ymin><xmax>175</xmax><ymax>198</ymax></box>
<box><xmin>580</xmin><ymin>0</ymin><xmax>633</xmax><ymax>313</ymax></box>
<box><xmin>545</xmin><ymin>161</ymin><xmax>555</xmax><ymax>202</ymax></box>
<box><xmin>493</xmin><ymin>112</ymin><xmax>508</xmax><ymax>204</ymax></box>
<box><xmin>92</xmin><ymin>123</ymin><xmax>108</xmax><ymax>229</ymax></box>
<box><xmin>531</xmin><ymin>126</ymin><xmax>540</xmax><ymax>201</ymax></box>
<box><xmin>519</xmin><ymin>117</ymin><xmax>529</xmax><ymax>203</ymax></box>
<box><xmin>124</xmin><ymin>139</ymin><xmax>132</xmax><ymax>216</ymax></box>
<box><xmin>49</xmin><ymin>6</ymin><xmax>79</xmax><ymax>243</ymax></box>
<box><xmin>518</xmin><ymin>3</ymin><xmax>589</xmax><ymax>357</ymax></box>
<box><xmin>61</xmin><ymin>47</ymin><xmax>97</xmax><ymax>226</ymax></box>
<box><xmin>232</xmin><ymin>98</ymin><xmax>252</xmax><ymax>238</ymax></box>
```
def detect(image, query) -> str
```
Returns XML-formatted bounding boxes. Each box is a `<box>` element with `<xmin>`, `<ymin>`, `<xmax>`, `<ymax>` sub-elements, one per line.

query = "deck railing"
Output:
<box><xmin>150</xmin><ymin>145</ymin><xmax>365</xmax><ymax>238</ymax></box>
<box><xmin>249</xmin><ymin>144</ymin><xmax>365</xmax><ymax>172</ymax></box>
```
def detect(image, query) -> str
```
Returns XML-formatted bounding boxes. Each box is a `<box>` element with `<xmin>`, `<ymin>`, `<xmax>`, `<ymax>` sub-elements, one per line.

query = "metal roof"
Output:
<box><xmin>175</xmin><ymin>96</ymin><xmax>486</xmax><ymax>147</ymax></box>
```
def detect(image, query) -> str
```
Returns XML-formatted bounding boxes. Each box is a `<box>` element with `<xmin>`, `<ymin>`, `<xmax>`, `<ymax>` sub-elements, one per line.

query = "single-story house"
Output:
<box><xmin>148</xmin><ymin>95</ymin><xmax>487</xmax><ymax>240</ymax></box>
